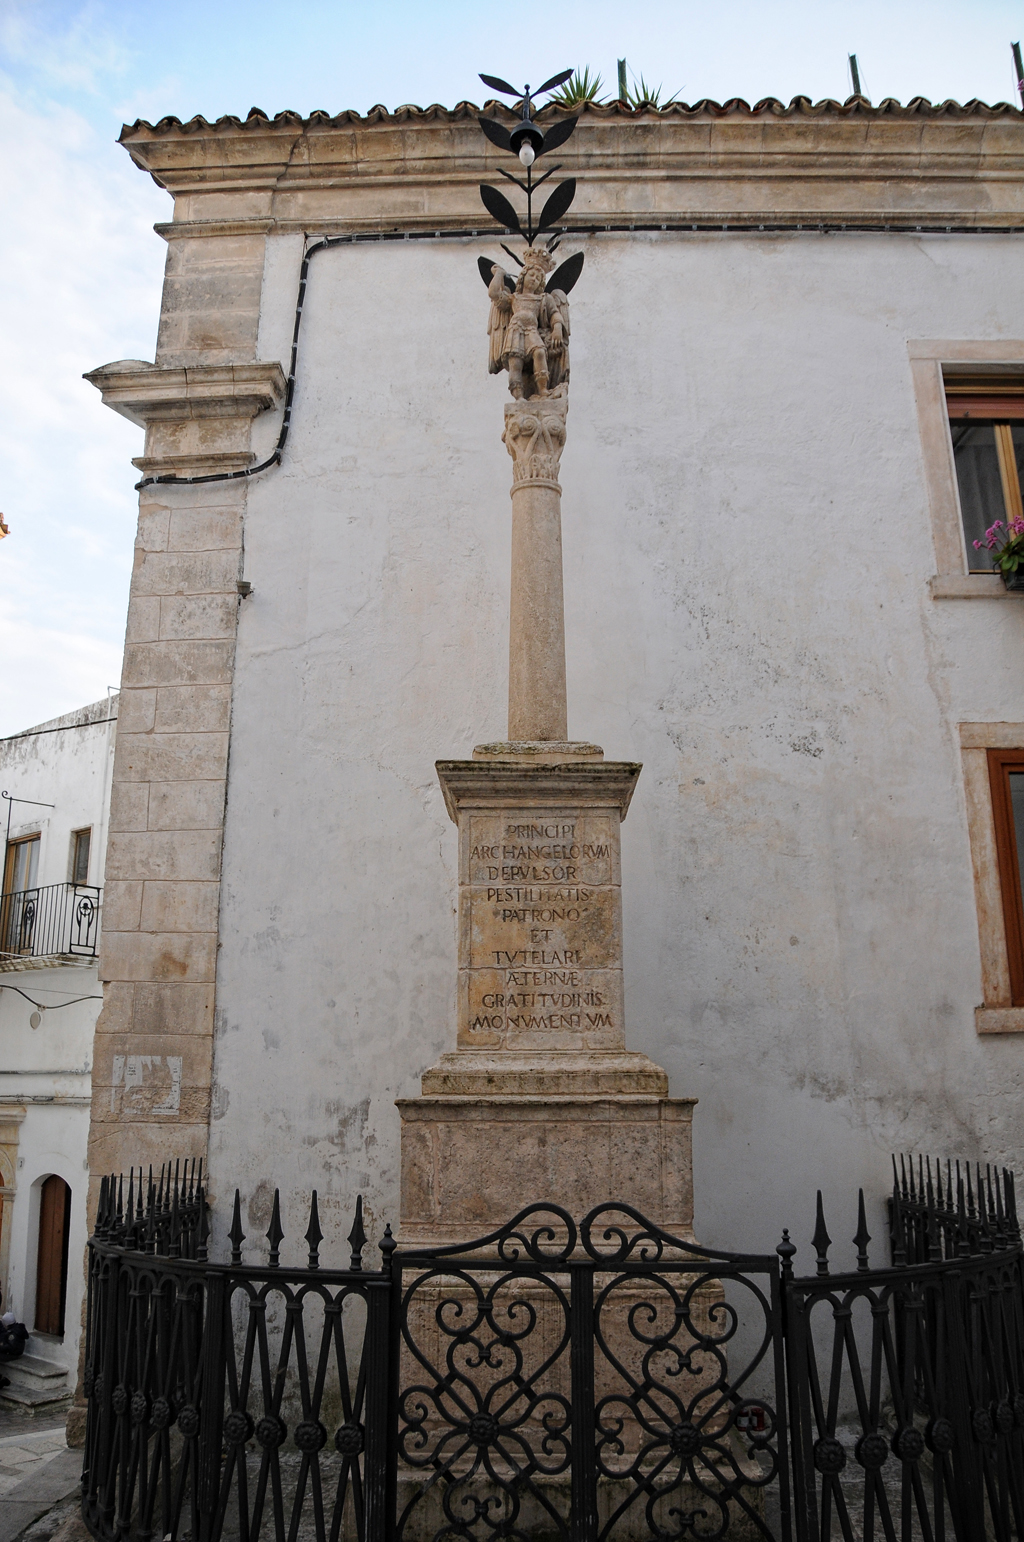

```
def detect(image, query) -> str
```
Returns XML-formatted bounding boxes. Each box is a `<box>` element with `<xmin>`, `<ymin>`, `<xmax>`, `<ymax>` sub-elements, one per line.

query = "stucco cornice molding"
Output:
<box><xmin>84</xmin><ymin>361</ymin><xmax>286</xmax><ymax>477</ymax></box>
<box><xmin>118</xmin><ymin>99</ymin><xmax>1024</xmax><ymax>229</ymax></box>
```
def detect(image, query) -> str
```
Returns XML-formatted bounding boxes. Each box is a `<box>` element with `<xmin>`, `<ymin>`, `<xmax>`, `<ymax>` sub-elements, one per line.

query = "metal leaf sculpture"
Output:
<box><xmin>536</xmin><ymin>115</ymin><xmax>578</xmax><ymax>155</ymax></box>
<box><xmin>537</xmin><ymin>178</ymin><xmax>576</xmax><ymax>233</ymax></box>
<box><xmin>478</xmin><ymin>116</ymin><xmax>513</xmax><ymax>152</ymax></box>
<box><xmin>546</xmin><ymin>251</ymin><xmax>584</xmax><ymax>295</ymax></box>
<box><xmin>479</xmin><ymin>73</ymin><xmax>520</xmax><ymax>97</ymax></box>
<box><xmin>477</xmin><ymin>256</ymin><xmax>515</xmax><ymax>291</ymax></box>
<box><xmin>479</xmin><ymin>183</ymin><xmax>523</xmax><ymax>236</ymax></box>
<box><xmin>475</xmin><ymin>66</ymin><xmax>580</xmax><ymax>247</ymax></box>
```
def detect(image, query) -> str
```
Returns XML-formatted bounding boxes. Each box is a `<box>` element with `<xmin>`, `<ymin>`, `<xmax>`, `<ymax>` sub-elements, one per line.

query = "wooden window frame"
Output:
<box><xmin>907</xmin><ymin>342</ymin><xmax>1024</xmax><ymax>598</ymax></box>
<box><xmin>988</xmin><ymin>749</ymin><xmax>1024</xmax><ymax>1006</ymax></box>
<box><xmin>945</xmin><ymin>380</ymin><xmax>1024</xmax><ymax>571</ymax></box>
<box><xmin>3</xmin><ymin>833</ymin><xmax>39</xmax><ymax>896</ymax></box>
<box><xmin>70</xmin><ymin>828</ymin><xmax>91</xmax><ymax>885</ymax></box>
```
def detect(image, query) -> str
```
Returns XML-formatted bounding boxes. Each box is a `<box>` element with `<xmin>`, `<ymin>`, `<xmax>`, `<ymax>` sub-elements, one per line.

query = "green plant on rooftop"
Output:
<box><xmin>550</xmin><ymin>67</ymin><xmax>606</xmax><ymax>106</ymax></box>
<box><xmin>622</xmin><ymin>71</ymin><xmax>681</xmax><ymax>109</ymax></box>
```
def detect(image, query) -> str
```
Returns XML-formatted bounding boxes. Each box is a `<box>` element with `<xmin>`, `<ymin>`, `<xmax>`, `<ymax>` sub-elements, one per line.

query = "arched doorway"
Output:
<box><xmin>35</xmin><ymin>1176</ymin><xmax>71</xmax><ymax>1336</ymax></box>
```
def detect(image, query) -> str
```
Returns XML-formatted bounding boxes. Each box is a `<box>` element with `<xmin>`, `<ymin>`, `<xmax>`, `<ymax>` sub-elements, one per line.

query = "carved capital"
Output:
<box><xmin>502</xmin><ymin>391</ymin><xmax>568</xmax><ymax>491</ymax></box>
<box><xmin>84</xmin><ymin>360</ymin><xmax>286</xmax><ymax>477</ymax></box>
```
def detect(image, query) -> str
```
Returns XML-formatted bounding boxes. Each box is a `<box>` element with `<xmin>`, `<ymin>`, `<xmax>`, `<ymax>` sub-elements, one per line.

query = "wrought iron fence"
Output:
<box><xmin>0</xmin><ymin>881</ymin><xmax>100</xmax><ymax>960</ymax></box>
<box><xmin>81</xmin><ymin>1155</ymin><xmax>1024</xmax><ymax>1542</ymax></box>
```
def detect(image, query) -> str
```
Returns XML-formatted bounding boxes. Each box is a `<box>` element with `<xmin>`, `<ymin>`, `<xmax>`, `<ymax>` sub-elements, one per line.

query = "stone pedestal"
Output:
<box><xmin>398</xmin><ymin>745</ymin><xmax>695</xmax><ymax>1244</ymax></box>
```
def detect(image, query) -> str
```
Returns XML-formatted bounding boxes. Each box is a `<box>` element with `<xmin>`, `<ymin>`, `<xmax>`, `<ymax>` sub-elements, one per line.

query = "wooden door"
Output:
<box><xmin>35</xmin><ymin>1176</ymin><xmax>70</xmax><ymax>1336</ymax></box>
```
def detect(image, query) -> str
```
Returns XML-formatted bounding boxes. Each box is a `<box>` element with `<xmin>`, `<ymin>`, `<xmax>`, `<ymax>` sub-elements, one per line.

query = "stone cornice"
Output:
<box><xmin>117</xmin><ymin>97</ymin><xmax>1024</xmax><ymax>229</ymax></box>
<box><xmin>84</xmin><ymin>361</ymin><xmax>286</xmax><ymax>425</ymax></box>
<box><xmin>435</xmin><ymin>759</ymin><xmax>642</xmax><ymax>823</ymax></box>
<box><xmin>84</xmin><ymin>361</ymin><xmax>286</xmax><ymax>477</ymax></box>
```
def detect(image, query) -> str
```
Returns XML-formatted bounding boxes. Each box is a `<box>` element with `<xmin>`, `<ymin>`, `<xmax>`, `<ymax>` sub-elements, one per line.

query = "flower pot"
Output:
<box><xmin>1000</xmin><ymin>568</ymin><xmax>1024</xmax><ymax>592</ymax></box>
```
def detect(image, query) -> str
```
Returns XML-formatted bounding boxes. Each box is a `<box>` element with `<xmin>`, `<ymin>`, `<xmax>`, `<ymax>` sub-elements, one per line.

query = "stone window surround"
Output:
<box><xmin>961</xmin><ymin>723</ymin><xmax>1024</xmax><ymax>1034</ymax></box>
<box><xmin>910</xmin><ymin>340</ymin><xmax>1024</xmax><ymax>600</ymax></box>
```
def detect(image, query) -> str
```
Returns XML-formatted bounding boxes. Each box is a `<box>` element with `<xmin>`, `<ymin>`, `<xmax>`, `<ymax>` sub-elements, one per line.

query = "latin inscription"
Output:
<box><xmin>459</xmin><ymin>810</ymin><xmax>623</xmax><ymax>1044</ymax></box>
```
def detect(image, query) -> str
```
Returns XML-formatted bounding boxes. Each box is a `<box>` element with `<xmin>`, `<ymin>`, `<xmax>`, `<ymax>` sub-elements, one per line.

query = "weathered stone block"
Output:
<box><xmin>122</xmin><ymin>639</ymin><xmax>235</xmax><ymax>688</ymax></box>
<box><xmin>398</xmin><ymin>1096</ymin><xmax>694</xmax><ymax>1246</ymax></box>
<box><xmin>92</xmin><ymin>981</ymin><xmax>136</xmax><ymax>1036</ymax></box>
<box><xmin>168</xmin><ymin>507</ymin><xmax>244</xmax><ymax>551</ymax></box>
<box><xmin>132</xmin><ymin>982</ymin><xmax>216</xmax><ymax>1037</ymax></box>
<box><xmin>147</xmin><ymin>780</ymin><xmax>226</xmax><ymax>830</ymax></box>
<box><xmin>154</xmin><ymin>685</ymin><xmax>232</xmax><ymax>734</ymax></box>
<box><xmin>106</xmin><ymin>829</ymin><xmax>222</xmax><ymax>882</ymax></box>
<box><xmin>135</xmin><ymin>506</ymin><xmax>170</xmax><ymax>552</ymax></box>
<box><xmin>140</xmin><ymin>879</ymin><xmax>220</xmax><ymax>933</ymax></box>
<box><xmin>108</xmin><ymin>782</ymin><xmax>150</xmax><ymax>832</ymax></box>
<box><xmin>124</xmin><ymin>597</ymin><xmax>161</xmax><ymax>643</ymax></box>
<box><xmin>101</xmin><ymin>881</ymin><xmax>144</xmax><ymax>932</ymax></box>
<box><xmin>114</xmin><ymin>731</ymin><xmax>230</xmax><ymax>783</ymax></box>
<box><xmin>159</xmin><ymin>594</ymin><xmax>237</xmax><ymax>640</ymax></box>
<box><xmin>100</xmin><ymin>929</ymin><xmax>218</xmax><ymax>984</ymax></box>
<box><xmin>131</xmin><ymin>548</ymin><xmax>241</xmax><ymax>597</ymax></box>
<box><xmin>116</xmin><ymin>688</ymin><xmax>157</xmax><ymax>734</ymax></box>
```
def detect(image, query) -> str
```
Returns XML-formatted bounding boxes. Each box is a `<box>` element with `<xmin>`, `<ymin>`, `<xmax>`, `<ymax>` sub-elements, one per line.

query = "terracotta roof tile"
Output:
<box><xmin>119</xmin><ymin>94</ymin><xmax>1024</xmax><ymax>140</ymax></box>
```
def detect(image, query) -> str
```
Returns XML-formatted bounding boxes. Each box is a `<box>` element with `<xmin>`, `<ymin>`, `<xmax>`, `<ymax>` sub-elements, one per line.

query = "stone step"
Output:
<box><xmin>3</xmin><ymin>1355</ymin><xmax>69</xmax><ymax>1385</ymax></box>
<box><xmin>0</xmin><ymin>1350</ymin><xmax>71</xmax><ymax>1411</ymax></box>
<box><xmin>0</xmin><ymin>1380</ymin><xmax>71</xmax><ymax>1410</ymax></box>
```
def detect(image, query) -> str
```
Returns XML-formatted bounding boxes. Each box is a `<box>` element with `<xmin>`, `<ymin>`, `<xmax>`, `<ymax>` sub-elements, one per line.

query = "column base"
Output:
<box><xmin>398</xmin><ymin>1088</ymin><xmax>695</xmax><ymax>1247</ymax></box>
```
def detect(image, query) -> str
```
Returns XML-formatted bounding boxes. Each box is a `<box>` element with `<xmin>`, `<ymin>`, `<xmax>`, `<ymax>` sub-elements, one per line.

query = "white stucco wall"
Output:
<box><xmin>208</xmin><ymin>231</ymin><xmax>1024</xmax><ymax>1269</ymax></box>
<box><xmin>0</xmin><ymin>699</ymin><xmax>114</xmax><ymax>1371</ymax></box>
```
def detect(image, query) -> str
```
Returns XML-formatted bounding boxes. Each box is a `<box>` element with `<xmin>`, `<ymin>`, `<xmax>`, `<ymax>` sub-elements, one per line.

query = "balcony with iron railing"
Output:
<box><xmin>0</xmin><ymin>882</ymin><xmax>101</xmax><ymax>968</ymax></box>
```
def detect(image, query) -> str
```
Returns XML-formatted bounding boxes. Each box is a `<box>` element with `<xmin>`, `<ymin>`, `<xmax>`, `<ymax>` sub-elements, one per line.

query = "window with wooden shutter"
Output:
<box><xmin>946</xmin><ymin>376</ymin><xmax>1024</xmax><ymax>570</ymax></box>
<box><xmin>987</xmin><ymin>749</ymin><xmax>1024</xmax><ymax>1007</ymax></box>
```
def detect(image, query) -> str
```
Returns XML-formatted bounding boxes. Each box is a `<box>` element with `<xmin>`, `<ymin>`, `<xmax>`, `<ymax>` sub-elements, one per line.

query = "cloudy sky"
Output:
<box><xmin>2</xmin><ymin>0</ymin><xmax>1022</xmax><ymax>736</ymax></box>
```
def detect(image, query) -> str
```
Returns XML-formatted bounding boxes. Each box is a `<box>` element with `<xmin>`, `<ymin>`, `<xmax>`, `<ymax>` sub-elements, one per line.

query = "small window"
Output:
<box><xmin>946</xmin><ymin>377</ymin><xmax>1024</xmax><ymax>571</ymax></box>
<box><xmin>71</xmin><ymin>828</ymin><xmax>91</xmax><ymax>885</ymax></box>
<box><xmin>988</xmin><ymin>750</ymin><xmax>1024</xmax><ymax>1006</ymax></box>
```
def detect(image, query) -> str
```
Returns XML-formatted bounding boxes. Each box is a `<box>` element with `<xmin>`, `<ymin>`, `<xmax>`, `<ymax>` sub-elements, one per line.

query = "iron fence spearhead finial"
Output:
<box><xmin>854</xmin><ymin>1190</ymin><xmax>871</xmax><ymax>1271</ymax></box>
<box><xmin>229</xmin><ymin>1189</ymin><xmax>246</xmax><ymax>1265</ymax></box>
<box><xmin>348</xmin><ymin>1195</ymin><xmax>367</xmax><ymax>1272</ymax></box>
<box><xmin>267</xmin><ymin>1190</ymin><xmax>284</xmax><ymax>1267</ymax></box>
<box><xmin>812</xmin><ymin>1192</ymin><xmax>832</xmax><ymax>1276</ymax></box>
<box><xmin>305</xmin><ymin>1191</ymin><xmax>324</xmax><ymax>1270</ymax></box>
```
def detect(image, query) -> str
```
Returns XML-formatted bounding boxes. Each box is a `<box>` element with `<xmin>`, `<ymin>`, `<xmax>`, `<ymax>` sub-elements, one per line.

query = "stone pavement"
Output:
<box><xmin>0</xmin><ymin>1425</ymin><xmax>81</xmax><ymax>1542</ymax></box>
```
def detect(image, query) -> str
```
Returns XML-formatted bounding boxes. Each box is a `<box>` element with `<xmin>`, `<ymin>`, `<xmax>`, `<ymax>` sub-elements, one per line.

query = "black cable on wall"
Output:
<box><xmin>134</xmin><ymin>219</ymin><xmax>1024</xmax><ymax>494</ymax></box>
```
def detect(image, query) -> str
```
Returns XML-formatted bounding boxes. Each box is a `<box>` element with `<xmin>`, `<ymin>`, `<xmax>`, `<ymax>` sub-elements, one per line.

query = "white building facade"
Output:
<box><xmin>83</xmin><ymin>96</ymin><xmax>1024</xmax><ymax>1270</ymax></box>
<box><xmin>0</xmin><ymin>697</ymin><xmax>115</xmax><ymax>1406</ymax></box>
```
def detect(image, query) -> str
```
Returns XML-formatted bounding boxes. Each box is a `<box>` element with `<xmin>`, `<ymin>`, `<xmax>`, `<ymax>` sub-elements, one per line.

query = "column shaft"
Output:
<box><xmin>508</xmin><ymin>479</ymin><xmax>568</xmax><ymax>741</ymax></box>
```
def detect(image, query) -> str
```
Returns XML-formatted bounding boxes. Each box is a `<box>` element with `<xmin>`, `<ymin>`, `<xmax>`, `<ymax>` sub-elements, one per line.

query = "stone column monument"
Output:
<box><xmin>397</xmin><ymin>224</ymin><xmax>694</xmax><ymax>1247</ymax></box>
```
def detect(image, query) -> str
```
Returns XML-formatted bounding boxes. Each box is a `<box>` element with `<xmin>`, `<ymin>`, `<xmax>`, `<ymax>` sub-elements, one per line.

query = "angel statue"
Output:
<box><xmin>480</xmin><ymin>246</ymin><xmax>583</xmax><ymax>401</ymax></box>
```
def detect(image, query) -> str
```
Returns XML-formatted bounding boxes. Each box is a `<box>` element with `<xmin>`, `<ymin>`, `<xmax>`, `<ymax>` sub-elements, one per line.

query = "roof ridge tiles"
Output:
<box><xmin>118</xmin><ymin>93</ymin><xmax>1024</xmax><ymax>140</ymax></box>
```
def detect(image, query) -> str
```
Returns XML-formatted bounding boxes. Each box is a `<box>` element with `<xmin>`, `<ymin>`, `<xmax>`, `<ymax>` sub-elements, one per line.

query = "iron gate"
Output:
<box><xmin>80</xmin><ymin>1157</ymin><xmax>1024</xmax><ymax>1542</ymax></box>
